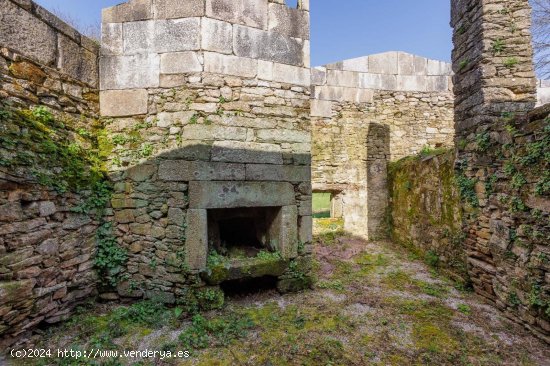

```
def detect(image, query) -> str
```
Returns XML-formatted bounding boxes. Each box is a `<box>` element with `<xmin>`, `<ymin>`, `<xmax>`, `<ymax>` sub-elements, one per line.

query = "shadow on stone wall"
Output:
<box><xmin>100</xmin><ymin>143</ymin><xmax>313</xmax><ymax>303</ymax></box>
<box><xmin>0</xmin><ymin>96</ymin><xmax>110</xmax><ymax>348</ymax></box>
<box><xmin>366</xmin><ymin>123</ymin><xmax>390</xmax><ymax>239</ymax></box>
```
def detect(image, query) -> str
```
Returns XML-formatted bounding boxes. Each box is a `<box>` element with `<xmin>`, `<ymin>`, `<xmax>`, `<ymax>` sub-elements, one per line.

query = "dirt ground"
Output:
<box><xmin>5</xmin><ymin>218</ymin><xmax>550</xmax><ymax>366</ymax></box>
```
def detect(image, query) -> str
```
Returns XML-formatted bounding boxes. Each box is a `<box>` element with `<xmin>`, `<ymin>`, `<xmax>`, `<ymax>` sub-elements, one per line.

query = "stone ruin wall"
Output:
<box><xmin>388</xmin><ymin>150</ymin><xmax>468</xmax><ymax>283</ymax></box>
<box><xmin>99</xmin><ymin>0</ymin><xmax>313</xmax><ymax>301</ymax></box>
<box><xmin>0</xmin><ymin>0</ymin><xmax>99</xmax><ymax>347</ymax></box>
<box><xmin>388</xmin><ymin>0</ymin><xmax>550</xmax><ymax>345</ymax></box>
<box><xmin>451</xmin><ymin>0</ymin><xmax>549</xmax><ymax>342</ymax></box>
<box><xmin>311</xmin><ymin>52</ymin><xmax>455</xmax><ymax>239</ymax></box>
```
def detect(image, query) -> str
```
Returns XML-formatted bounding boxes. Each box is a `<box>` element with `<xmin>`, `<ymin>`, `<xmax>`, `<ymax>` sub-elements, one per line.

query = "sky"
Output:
<box><xmin>34</xmin><ymin>0</ymin><xmax>453</xmax><ymax>66</ymax></box>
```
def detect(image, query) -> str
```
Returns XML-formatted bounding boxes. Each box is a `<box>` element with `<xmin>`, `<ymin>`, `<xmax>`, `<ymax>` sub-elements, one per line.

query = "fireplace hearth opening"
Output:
<box><xmin>208</xmin><ymin>207</ymin><xmax>282</xmax><ymax>258</ymax></box>
<box><xmin>218</xmin><ymin>217</ymin><xmax>262</xmax><ymax>250</ymax></box>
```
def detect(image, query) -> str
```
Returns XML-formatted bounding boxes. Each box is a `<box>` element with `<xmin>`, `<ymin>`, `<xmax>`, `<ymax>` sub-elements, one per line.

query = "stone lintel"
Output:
<box><xmin>188</xmin><ymin>181</ymin><xmax>295</xmax><ymax>209</ymax></box>
<box><xmin>158</xmin><ymin>160</ymin><xmax>245</xmax><ymax>181</ymax></box>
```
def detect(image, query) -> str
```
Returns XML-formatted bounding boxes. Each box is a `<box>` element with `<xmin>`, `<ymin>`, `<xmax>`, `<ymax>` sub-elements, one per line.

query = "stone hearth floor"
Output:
<box><xmin>6</xmin><ymin>219</ymin><xmax>550</xmax><ymax>365</ymax></box>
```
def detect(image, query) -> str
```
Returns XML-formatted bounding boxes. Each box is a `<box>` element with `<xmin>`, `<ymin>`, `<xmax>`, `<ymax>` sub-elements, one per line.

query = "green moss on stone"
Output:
<box><xmin>0</xmin><ymin>105</ymin><xmax>106</xmax><ymax>193</ymax></box>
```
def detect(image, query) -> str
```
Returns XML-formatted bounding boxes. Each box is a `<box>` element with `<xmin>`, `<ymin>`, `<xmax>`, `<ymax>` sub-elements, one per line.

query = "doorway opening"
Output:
<box><xmin>312</xmin><ymin>191</ymin><xmax>343</xmax><ymax>219</ymax></box>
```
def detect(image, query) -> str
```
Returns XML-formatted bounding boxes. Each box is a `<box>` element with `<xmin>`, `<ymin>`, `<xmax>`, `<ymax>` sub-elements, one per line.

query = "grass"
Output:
<box><xmin>10</xmin><ymin>219</ymin><xmax>547</xmax><ymax>366</ymax></box>
<box><xmin>312</xmin><ymin>192</ymin><xmax>331</xmax><ymax>218</ymax></box>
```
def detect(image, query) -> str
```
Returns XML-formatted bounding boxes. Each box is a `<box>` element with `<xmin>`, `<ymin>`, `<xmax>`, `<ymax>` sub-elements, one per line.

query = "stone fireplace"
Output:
<box><xmin>186</xmin><ymin>181</ymin><xmax>299</xmax><ymax>270</ymax></box>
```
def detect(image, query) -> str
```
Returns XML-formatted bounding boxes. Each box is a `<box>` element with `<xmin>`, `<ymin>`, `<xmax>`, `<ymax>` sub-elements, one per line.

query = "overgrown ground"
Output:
<box><xmin>6</xmin><ymin>219</ymin><xmax>550</xmax><ymax>365</ymax></box>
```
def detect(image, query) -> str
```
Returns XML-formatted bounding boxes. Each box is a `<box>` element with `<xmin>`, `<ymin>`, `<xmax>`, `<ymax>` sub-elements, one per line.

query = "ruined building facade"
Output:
<box><xmin>311</xmin><ymin>52</ymin><xmax>455</xmax><ymax>238</ymax></box>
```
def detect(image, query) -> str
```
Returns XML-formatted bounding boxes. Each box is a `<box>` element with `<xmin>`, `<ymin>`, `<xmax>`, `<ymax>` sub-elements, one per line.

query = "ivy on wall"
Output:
<box><xmin>0</xmin><ymin>103</ymin><xmax>128</xmax><ymax>288</ymax></box>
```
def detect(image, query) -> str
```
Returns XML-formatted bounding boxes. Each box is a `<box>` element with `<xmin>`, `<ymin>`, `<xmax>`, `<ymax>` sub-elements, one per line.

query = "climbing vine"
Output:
<box><xmin>0</xmin><ymin>103</ymin><xmax>128</xmax><ymax>287</ymax></box>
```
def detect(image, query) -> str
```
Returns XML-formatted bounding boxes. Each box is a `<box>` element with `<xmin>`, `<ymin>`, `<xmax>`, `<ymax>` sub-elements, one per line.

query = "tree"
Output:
<box><xmin>531</xmin><ymin>0</ymin><xmax>550</xmax><ymax>79</ymax></box>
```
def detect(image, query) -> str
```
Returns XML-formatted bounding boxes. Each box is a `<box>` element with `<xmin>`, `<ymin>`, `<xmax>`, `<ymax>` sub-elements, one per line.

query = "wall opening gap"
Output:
<box><xmin>313</xmin><ymin>191</ymin><xmax>343</xmax><ymax>219</ymax></box>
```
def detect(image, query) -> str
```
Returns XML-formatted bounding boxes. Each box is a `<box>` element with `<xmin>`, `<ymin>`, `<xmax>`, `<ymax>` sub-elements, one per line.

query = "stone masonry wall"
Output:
<box><xmin>311</xmin><ymin>52</ymin><xmax>454</xmax><ymax>239</ymax></box>
<box><xmin>452</xmin><ymin>0</ymin><xmax>549</xmax><ymax>342</ymax></box>
<box><xmin>388</xmin><ymin>150</ymin><xmax>468</xmax><ymax>284</ymax></box>
<box><xmin>99</xmin><ymin>0</ymin><xmax>313</xmax><ymax>301</ymax></box>
<box><xmin>0</xmin><ymin>0</ymin><xmax>100</xmax><ymax>347</ymax></box>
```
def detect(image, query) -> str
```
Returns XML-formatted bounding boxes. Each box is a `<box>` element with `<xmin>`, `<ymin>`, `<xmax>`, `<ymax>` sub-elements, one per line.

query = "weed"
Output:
<box><xmin>456</xmin><ymin>173</ymin><xmax>479</xmax><ymax>208</ymax></box>
<box><xmin>425</xmin><ymin>251</ymin><xmax>440</xmax><ymax>268</ymax></box>
<box><xmin>139</xmin><ymin>143</ymin><xmax>153</xmax><ymax>158</ymax></box>
<box><xmin>491</xmin><ymin>39</ymin><xmax>505</xmax><ymax>54</ymax></box>
<box><xmin>501</xmin><ymin>111</ymin><xmax>515</xmax><ymax>122</ymax></box>
<box><xmin>505</xmin><ymin>124</ymin><xmax>518</xmax><ymax>137</ymax></box>
<box><xmin>0</xmin><ymin>107</ymin><xmax>12</xmax><ymax>121</ymax></box>
<box><xmin>112</xmin><ymin>299</ymin><xmax>169</xmax><ymax>327</ymax></box>
<box><xmin>457</xmin><ymin>304</ymin><xmax>471</xmax><ymax>315</ymax></box>
<box><xmin>475</xmin><ymin>132</ymin><xmax>491</xmax><ymax>152</ymax></box>
<box><xmin>134</xmin><ymin>120</ymin><xmax>153</xmax><ymax>130</ymax></box>
<box><xmin>95</xmin><ymin>222</ymin><xmax>128</xmax><ymax>287</ymax></box>
<box><xmin>32</xmin><ymin>105</ymin><xmax>55</xmax><ymax>125</ymax></box>
<box><xmin>509</xmin><ymin>196</ymin><xmax>527</xmax><ymax>212</ymax></box>
<box><xmin>420</xmin><ymin>282</ymin><xmax>448</xmax><ymax>298</ymax></box>
<box><xmin>72</xmin><ymin>180</ymin><xmax>112</xmax><ymax>217</ymax></box>
<box><xmin>256</xmin><ymin>250</ymin><xmax>282</xmax><ymax>261</ymax></box>
<box><xmin>111</xmin><ymin>134</ymin><xmax>131</xmax><ymax>146</ymax></box>
<box><xmin>317</xmin><ymin>280</ymin><xmax>345</xmax><ymax>291</ymax></box>
<box><xmin>503</xmin><ymin>57</ymin><xmax>518</xmax><ymax>68</ymax></box>
<box><xmin>179</xmin><ymin>313</ymin><xmax>254</xmax><ymax>351</ymax></box>
<box><xmin>287</xmin><ymin>259</ymin><xmax>307</xmax><ymax>281</ymax></box>
<box><xmin>507</xmin><ymin>292</ymin><xmax>521</xmax><ymax>308</ymax></box>
<box><xmin>195</xmin><ymin>287</ymin><xmax>225</xmax><ymax>311</ymax></box>
<box><xmin>511</xmin><ymin>172</ymin><xmax>527</xmax><ymax>190</ymax></box>
<box><xmin>535</xmin><ymin>171</ymin><xmax>550</xmax><ymax>196</ymax></box>
<box><xmin>297</xmin><ymin>241</ymin><xmax>306</xmax><ymax>254</ymax></box>
<box><xmin>420</xmin><ymin>145</ymin><xmax>435</xmax><ymax>157</ymax></box>
<box><xmin>528</xmin><ymin>283</ymin><xmax>545</xmax><ymax>308</ymax></box>
<box><xmin>76</xmin><ymin>128</ymin><xmax>92</xmax><ymax>138</ymax></box>
<box><xmin>207</xmin><ymin>250</ymin><xmax>230</xmax><ymax>268</ymax></box>
<box><xmin>519</xmin><ymin>140</ymin><xmax>547</xmax><ymax>166</ymax></box>
<box><xmin>503</xmin><ymin>160</ymin><xmax>516</xmax><ymax>176</ymax></box>
<box><xmin>459</xmin><ymin>59</ymin><xmax>469</xmax><ymax>71</ymax></box>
